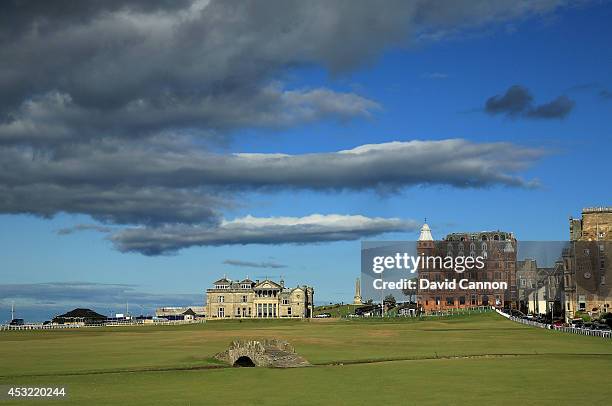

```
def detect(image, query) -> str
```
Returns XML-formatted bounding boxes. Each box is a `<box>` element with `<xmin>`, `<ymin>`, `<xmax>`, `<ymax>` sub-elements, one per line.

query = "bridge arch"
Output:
<box><xmin>233</xmin><ymin>355</ymin><xmax>256</xmax><ymax>367</ymax></box>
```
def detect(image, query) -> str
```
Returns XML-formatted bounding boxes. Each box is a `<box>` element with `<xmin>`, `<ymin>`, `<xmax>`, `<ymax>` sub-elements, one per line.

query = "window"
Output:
<box><xmin>446</xmin><ymin>297</ymin><xmax>454</xmax><ymax>305</ymax></box>
<box><xmin>287</xmin><ymin>307</ymin><xmax>292</xmax><ymax>315</ymax></box>
<box><xmin>218</xmin><ymin>307</ymin><xmax>224</xmax><ymax>318</ymax></box>
<box><xmin>471</xmin><ymin>295</ymin><xmax>477</xmax><ymax>305</ymax></box>
<box><xmin>481</xmin><ymin>242</ymin><xmax>487</xmax><ymax>251</ymax></box>
<box><xmin>237</xmin><ymin>307</ymin><xmax>241</xmax><ymax>316</ymax></box>
<box><xmin>520</xmin><ymin>279</ymin><xmax>526</xmax><ymax>287</ymax></box>
<box><xmin>459</xmin><ymin>296</ymin><xmax>466</xmax><ymax>305</ymax></box>
<box><xmin>242</xmin><ymin>295</ymin><xmax>247</xmax><ymax>303</ymax></box>
<box><xmin>282</xmin><ymin>298</ymin><xmax>289</xmax><ymax>305</ymax></box>
<box><xmin>218</xmin><ymin>295</ymin><xmax>224</xmax><ymax>303</ymax></box>
<box><xmin>435</xmin><ymin>296</ymin><xmax>441</xmax><ymax>306</ymax></box>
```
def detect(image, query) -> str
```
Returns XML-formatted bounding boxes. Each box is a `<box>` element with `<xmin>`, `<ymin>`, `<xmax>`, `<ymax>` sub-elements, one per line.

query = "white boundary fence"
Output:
<box><xmin>0</xmin><ymin>319</ymin><xmax>206</xmax><ymax>331</ymax></box>
<box><xmin>495</xmin><ymin>308</ymin><xmax>612</xmax><ymax>339</ymax></box>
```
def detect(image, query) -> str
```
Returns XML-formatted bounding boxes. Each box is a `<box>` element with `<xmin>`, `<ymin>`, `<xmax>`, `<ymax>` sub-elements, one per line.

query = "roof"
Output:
<box><xmin>213</xmin><ymin>277</ymin><xmax>231</xmax><ymax>284</ymax></box>
<box><xmin>418</xmin><ymin>223</ymin><xmax>433</xmax><ymax>241</ymax></box>
<box><xmin>254</xmin><ymin>279</ymin><xmax>282</xmax><ymax>289</ymax></box>
<box><xmin>240</xmin><ymin>278</ymin><xmax>254</xmax><ymax>284</ymax></box>
<box><xmin>55</xmin><ymin>308</ymin><xmax>106</xmax><ymax>319</ymax></box>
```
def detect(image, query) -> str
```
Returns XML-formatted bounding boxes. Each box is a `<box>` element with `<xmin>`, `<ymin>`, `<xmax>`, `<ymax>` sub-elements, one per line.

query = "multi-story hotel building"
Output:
<box><xmin>205</xmin><ymin>277</ymin><xmax>314</xmax><ymax>319</ymax></box>
<box><xmin>563</xmin><ymin>207</ymin><xmax>611</xmax><ymax>321</ymax></box>
<box><xmin>416</xmin><ymin>223</ymin><xmax>518</xmax><ymax>313</ymax></box>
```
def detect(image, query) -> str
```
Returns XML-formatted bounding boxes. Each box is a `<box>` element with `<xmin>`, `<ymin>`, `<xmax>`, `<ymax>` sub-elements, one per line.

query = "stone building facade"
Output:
<box><xmin>205</xmin><ymin>277</ymin><xmax>314</xmax><ymax>319</ymax></box>
<box><xmin>417</xmin><ymin>223</ymin><xmax>518</xmax><ymax>313</ymax></box>
<box><xmin>517</xmin><ymin>260</ymin><xmax>564</xmax><ymax>316</ymax></box>
<box><xmin>563</xmin><ymin>207</ymin><xmax>611</xmax><ymax>321</ymax></box>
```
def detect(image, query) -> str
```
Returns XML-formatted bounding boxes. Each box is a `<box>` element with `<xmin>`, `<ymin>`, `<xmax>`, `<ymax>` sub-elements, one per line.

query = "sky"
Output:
<box><xmin>0</xmin><ymin>0</ymin><xmax>611</xmax><ymax>322</ymax></box>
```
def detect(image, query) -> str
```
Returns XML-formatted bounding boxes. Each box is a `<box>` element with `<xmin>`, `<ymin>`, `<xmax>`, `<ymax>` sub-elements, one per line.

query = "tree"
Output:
<box><xmin>384</xmin><ymin>294</ymin><xmax>396</xmax><ymax>308</ymax></box>
<box><xmin>401</xmin><ymin>277</ymin><xmax>418</xmax><ymax>303</ymax></box>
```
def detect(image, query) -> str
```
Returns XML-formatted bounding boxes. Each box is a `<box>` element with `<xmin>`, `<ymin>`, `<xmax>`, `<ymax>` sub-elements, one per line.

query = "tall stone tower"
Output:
<box><xmin>417</xmin><ymin>221</ymin><xmax>434</xmax><ymax>256</ymax></box>
<box><xmin>353</xmin><ymin>277</ymin><xmax>363</xmax><ymax>305</ymax></box>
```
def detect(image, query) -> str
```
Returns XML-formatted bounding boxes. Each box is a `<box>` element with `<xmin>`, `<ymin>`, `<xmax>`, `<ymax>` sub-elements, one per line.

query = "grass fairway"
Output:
<box><xmin>0</xmin><ymin>313</ymin><xmax>610</xmax><ymax>405</ymax></box>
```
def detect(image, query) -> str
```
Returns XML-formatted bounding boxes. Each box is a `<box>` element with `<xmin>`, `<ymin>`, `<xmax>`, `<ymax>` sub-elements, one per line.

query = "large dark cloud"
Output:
<box><xmin>110</xmin><ymin>214</ymin><xmax>419</xmax><ymax>255</ymax></box>
<box><xmin>0</xmin><ymin>1</ymin><xmax>565</xmax><ymax>144</ymax></box>
<box><xmin>485</xmin><ymin>85</ymin><xmax>574</xmax><ymax>119</ymax></box>
<box><xmin>0</xmin><ymin>1</ymin><xmax>562</xmax><ymax>250</ymax></box>
<box><xmin>0</xmin><ymin>139</ymin><xmax>542</xmax><ymax>225</ymax></box>
<box><xmin>1</xmin><ymin>139</ymin><xmax>542</xmax><ymax>189</ymax></box>
<box><xmin>0</xmin><ymin>183</ymin><xmax>225</xmax><ymax>225</ymax></box>
<box><xmin>0</xmin><ymin>87</ymin><xmax>379</xmax><ymax>146</ymax></box>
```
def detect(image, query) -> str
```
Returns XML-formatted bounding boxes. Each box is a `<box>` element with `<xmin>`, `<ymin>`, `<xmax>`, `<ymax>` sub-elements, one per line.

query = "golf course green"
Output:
<box><xmin>0</xmin><ymin>312</ymin><xmax>610</xmax><ymax>405</ymax></box>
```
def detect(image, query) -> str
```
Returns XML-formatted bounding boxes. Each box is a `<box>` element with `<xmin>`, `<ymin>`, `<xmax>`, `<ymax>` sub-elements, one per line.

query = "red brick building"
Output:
<box><xmin>416</xmin><ymin>223</ymin><xmax>518</xmax><ymax>313</ymax></box>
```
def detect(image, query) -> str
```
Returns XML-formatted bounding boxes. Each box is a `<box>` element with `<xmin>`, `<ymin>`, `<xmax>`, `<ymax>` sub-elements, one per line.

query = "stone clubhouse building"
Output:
<box><xmin>205</xmin><ymin>277</ymin><xmax>314</xmax><ymax>319</ymax></box>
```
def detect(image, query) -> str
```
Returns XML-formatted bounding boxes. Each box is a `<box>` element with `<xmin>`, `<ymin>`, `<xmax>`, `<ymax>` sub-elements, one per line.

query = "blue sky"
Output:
<box><xmin>0</xmin><ymin>1</ymin><xmax>610</xmax><ymax>321</ymax></box>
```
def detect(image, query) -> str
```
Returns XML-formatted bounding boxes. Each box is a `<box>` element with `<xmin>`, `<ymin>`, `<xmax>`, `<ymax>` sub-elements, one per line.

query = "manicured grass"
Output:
<box><xmin>0</xmin><ymin>313</ymin><xmax>610</xmax><ymax>405</ymax></box>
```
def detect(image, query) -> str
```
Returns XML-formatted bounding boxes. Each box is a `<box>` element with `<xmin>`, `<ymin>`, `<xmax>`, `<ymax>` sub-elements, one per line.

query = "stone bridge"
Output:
<box><xmin>214</xmin><ymin>339</ymin><xmax>310</xmax><ymax>368</ymax></box>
